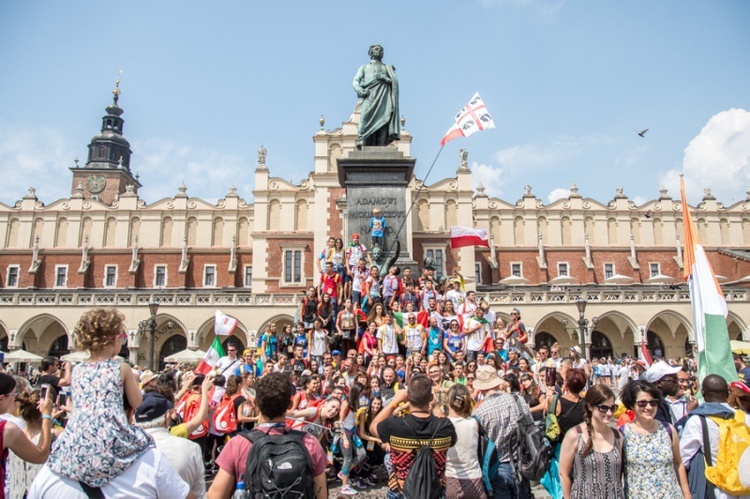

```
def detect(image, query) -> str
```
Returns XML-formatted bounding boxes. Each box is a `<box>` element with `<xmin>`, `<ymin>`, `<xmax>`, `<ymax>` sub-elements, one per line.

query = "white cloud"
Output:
<box><xmin>631</xmin><ymin>196</ymin><xmax>647</xmax><ymax>207</ymax></box>
<box><xmin>661</xmin><ymin>108</ymin><xmax>750</xmax><ymax>205</ymax></box>
<box><xmin>471</xmin><ymin>161</ymin><xmax>505</xmax><ymax>198</ymax></box>
<box><xmin>130</xmin><ymin>139</ymin><xmax>254</xmax><ymax>203</ymax></box>
<box><xmin>495</xmin><ymin>134</ymin><xmax>610</xmax><ymax>172</ymax></box>
<box><xmin>0</xmin><ymin>124</ymin><xmax>75</xmax><ymax>204</ymax></box>
<box><xmin>547</xmin><ymin>188</ymin><xmax>570</xmax><ymax>203</ymax></box>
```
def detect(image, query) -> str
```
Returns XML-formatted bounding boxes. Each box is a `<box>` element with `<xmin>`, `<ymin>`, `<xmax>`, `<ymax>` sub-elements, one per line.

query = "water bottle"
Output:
<box><xmin>233</xmin><ymin>481</ymin><xmax>248</xmax><ymax>499</ymax></box>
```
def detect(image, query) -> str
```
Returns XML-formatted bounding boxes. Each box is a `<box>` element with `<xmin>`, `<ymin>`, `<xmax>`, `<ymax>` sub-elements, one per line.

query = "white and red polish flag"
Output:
<box><xmin>450</xmin><ymin>226</ymin><xmax>490</xmax><ymax>249</ymax></box>
<box><xmin>214</xmin><ymin>310</ymin><xmax>238</xmax><ymax>336</ymax></box>
<box><xmin>440</xmin><ymin>93</ymin><xmax>496</xmax><ymax>146</ymax></box>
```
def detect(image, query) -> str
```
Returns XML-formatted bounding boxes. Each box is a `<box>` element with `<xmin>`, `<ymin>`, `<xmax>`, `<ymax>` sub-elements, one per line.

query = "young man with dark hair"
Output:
<box><xmin>370</xmin><ymin>374</ymin><xmax>456</xmax><ymax>498</ymax></box>
<box><xmin>207</xmin><ymin>373</ymin><xmax>328</xmax><ymax>499</ymax></box>
<box><xmin>38</xmin><ymin>355</ymin><xmax>71</xmax><ymax>390</ymax></box>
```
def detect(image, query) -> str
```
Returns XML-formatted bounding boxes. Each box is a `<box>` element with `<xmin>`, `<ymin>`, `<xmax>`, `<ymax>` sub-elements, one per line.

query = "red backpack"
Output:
<box><xmin>176</xmin><ymin>391</ymin><xmax>208</xmax><ymax>439</ymax></box>
<box><xmin>213</xmin><ymin>393</ymin><xmax>241</xmax><ymax>434</ymax></box>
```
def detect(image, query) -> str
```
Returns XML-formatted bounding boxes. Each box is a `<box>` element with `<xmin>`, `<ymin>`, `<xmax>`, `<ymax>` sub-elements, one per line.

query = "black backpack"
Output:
<box><xmin>241</xmin><ymin>427</ymin><xmax>315</xmax><ymax>498</ymax></box>
<box><xmin>401</xmin><ymin>418</ymin><xmax>444</xmax><ymax>499</ymax></box>
<box><xmin>512</xmin><ymin>394</ymin><xmax>551</xmax><ymax>481</ymax></box>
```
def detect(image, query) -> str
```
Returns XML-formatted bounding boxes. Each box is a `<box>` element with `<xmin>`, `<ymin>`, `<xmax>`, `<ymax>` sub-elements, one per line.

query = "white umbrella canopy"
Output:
<box><xmin>604</xmin><ymin>274</ymin><xmax>636</xmax><ymax>285</ymax></box>
<box><xmin>548</xmin><ymin>275</ymin><xmax>580</xmax><ymax>286</ymax></box>
<box><xmin>2</xmin><ymin>349</ymin><xmax>43</xmax><ymax>363</ymax></box>
<box><xmin>163</xmin><ymin>349</ymin><xmax>205</xmax><ymax>363</ymax></box>
<box><xmin>645</xmin><ymin>273</ymin><xmax>677</xmax><ymax>284</ymax></box>
<box><xmin>499</xmin><ymin>275</ymin><xmax>531</xmax><ymax>285</ymax></box>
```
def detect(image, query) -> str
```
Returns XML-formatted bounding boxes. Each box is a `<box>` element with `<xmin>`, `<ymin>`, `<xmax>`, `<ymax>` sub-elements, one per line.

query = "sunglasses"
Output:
<box><xmin>636</xmin><ymin>400</ymin><xmax>660</xmax><ymax>408</ymax></box>
<box><xmin>595</xmin><ymin>404</ymin><xmax>617</xmax><ymax>414</ymax></box>
<box><xmin>467</xmin><ymin>376</ymin><xmax>476</xmax><ymax>381</ymax></box>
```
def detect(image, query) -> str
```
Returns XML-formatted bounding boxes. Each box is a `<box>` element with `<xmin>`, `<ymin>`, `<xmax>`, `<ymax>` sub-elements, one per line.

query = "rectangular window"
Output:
<box><xmin>604</xmin><ymin>263</ymin><xmax>615</xmax><ymax>279</ymax></box>
<box><xmin>425</xmin><ymin>249</ymin><xmax>445</xmax><ymax>281</ymax></box>
<box><xmin>244</xmin><ymin>265</ymin><xmax>253</xmax><ymax>288</ymax></box>
<box><xmin>55</xmin><ymin>265</ymin><xmax>68</xmax><ymax>288</ymax></box>
<box><xmin>558</xmin><ymin>262</ymin><xmax>569</xmax><ymax>276</ymax></box>
<box><xmin>155</xmin><ymin>265</ymin><xmax>167</xmax><ymax>287</ymax></box>
<box><xmin>649</xmin><ymin>263</ymin><xmax>660</xmax><ymax>278</ymax></box>
<box><xmin>474</xmin><ymin>262</ymin><xmax>482</xmax><ymax>285</ymax></box>
<box><xmin>284</xmin><ymin>250</ymin><xmax>302</xmax><ymax>284</ymax></box>
<box><xmin>104</xmin><ymin>265</ymin><xmax>117</xmax><ymax>287</ymax></box>
<box><xmin>204</xmin><ymin>265</ymin><xmax>216</xmax><ymax>287</ymax></box>
<box><xmin>6</xmin><ymin>265</ymin><xmax>19</xmax><ymax>288</ymax></box>
<box><xmin>511</xmin><ymin>263</ymin><xmax>522</xmax><ymax>277</ymax></box>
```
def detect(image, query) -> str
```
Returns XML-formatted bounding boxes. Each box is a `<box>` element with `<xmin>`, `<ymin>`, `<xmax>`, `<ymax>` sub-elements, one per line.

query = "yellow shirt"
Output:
<box><xmin>169</xmin><ymin>422</ymin><xmax>189</xmax><ymax>439</ymax></box>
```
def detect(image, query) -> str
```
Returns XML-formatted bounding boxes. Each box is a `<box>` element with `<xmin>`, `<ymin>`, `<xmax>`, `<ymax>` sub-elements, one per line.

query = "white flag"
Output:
<box><xmin>214</xmin><ymin>310</ymin><xmax>238</xmax><ymax>336</ymax></box>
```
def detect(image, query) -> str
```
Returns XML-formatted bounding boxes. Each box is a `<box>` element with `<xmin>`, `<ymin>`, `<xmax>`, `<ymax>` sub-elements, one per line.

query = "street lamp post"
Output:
<box><xmin>147</xmin><ymin>300</ymin><xmax>159</xmax><ymax>372</ymax></box>
<box><xmin>576</xmin><ymin>298</ymin><xmax>588</xmax><ymax>359</ymax></box>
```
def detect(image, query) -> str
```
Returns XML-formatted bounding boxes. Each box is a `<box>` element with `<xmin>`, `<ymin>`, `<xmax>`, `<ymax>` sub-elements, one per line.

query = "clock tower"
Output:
<box><xmin>70</xmin><ymin>77</ymin><xmax>141</xmax><ymax>205</ymax></box>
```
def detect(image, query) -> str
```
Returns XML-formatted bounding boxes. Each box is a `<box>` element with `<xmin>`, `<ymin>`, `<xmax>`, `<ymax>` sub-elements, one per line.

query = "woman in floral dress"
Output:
<box><xmin>619</xmin><ymin>380</ymin><xmax>690</xmax><ymax>499</ymax></box>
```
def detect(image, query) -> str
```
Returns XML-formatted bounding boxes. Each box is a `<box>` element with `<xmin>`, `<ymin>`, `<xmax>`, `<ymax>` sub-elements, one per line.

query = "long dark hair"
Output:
<box><xmin>582</xmin><ymin>384</ymin><xmax>616</xmax><ymax>457</ymax></box>
<box><xmin>348</xmin><ymin>382</ymin><xmax>365</xmax><ymax>412</ymax></box>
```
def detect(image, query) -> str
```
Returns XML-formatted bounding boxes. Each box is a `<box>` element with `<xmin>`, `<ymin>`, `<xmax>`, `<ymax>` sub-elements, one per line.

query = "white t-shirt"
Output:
<box><xmin>377</xmin><ymin>324</ymin><xmax>399</xmax><ymax>354</ymax></box>
<box><xmin>404</xmin><ymin>324</ymin><xmax>424</xmax><ymax>351</ymax></box>
<box><xmin>144</xmin><ymin>426</ymin><xmax>206</xmax><ymax>499</ymax></box>
<box><xmin>464</xmin><ymin>317</ymin><xmax>487</xmax><ymax>352</ymax></box>
<box><xmin>445</xmin><ymin>417</ymin><xmax>483</xmax><ymax>479</ymax></box>
<box><xmin>28</xmin><ymin>448</ymin><xmax>189</xmax><ymax>499</ymax></box>
<box><xmin>310</xmin><ymin>329</ymin><xmax>327</xmax><ymax>356</ymax></box>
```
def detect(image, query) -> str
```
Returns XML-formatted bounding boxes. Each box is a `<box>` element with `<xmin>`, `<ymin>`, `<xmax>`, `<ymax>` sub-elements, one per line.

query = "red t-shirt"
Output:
<box><xmin>319</xmin><ymin>273</ymin><xmax>341</xmax><ymax>298</ymax></box>
<box><xmin>215</xmin><ymin>425</ymin><xmax>328</xmax><ymax>481</ymax></box>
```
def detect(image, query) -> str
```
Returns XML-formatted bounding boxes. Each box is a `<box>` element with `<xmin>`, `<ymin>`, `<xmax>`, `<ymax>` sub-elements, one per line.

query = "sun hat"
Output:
<box><xmin>140</xmin><ymin>370</ymin><xmax>157</xmax><ymax>386</ymax></box>
<box><xmin>473</xmin><ymin>365</ymin><xmax>504</xmax><ymax>390</ymax></box>
<box><xmin>642</xmin><ymin>360</ymin><xmax>682</xmax><ymax>383</ymax></box>
<box><xmin>570</xmin><ymin>346</ymin><xmax>582</xmax><ymax>357</ymax></box>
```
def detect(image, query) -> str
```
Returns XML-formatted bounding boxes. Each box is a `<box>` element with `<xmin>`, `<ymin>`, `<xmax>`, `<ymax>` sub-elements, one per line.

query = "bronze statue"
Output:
<box><xmin>352</xmin><ymin>44</ymin><xmax>400</xmax><ymax>148</ymax></box>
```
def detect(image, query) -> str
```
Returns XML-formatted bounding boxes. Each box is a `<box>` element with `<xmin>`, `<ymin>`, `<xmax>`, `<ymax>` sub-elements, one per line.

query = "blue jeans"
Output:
<box><xmin>491</xmin><ymin>463</ymin><xmax>526</xmax><ymax>499</ymax></box>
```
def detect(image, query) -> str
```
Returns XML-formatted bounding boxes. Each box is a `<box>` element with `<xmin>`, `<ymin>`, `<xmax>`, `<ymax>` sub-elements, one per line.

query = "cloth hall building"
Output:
<box><xmin>1</xmin><ymin>89</ymin><xmax>750</xmax><ymax>368</ymax></box>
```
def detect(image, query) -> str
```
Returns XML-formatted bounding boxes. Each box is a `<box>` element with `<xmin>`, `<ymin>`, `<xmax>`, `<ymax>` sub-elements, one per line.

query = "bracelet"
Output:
<box><xmin>42</xmin><ymin>415</ymin><xmax>54</xmax><ymax>422</ymax></box>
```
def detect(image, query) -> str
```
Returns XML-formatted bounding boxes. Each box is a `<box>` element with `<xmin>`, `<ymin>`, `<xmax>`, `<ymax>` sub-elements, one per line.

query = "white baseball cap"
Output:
<box><xmin>642</xmin><ymin>360</ymin><xmax>681</xmax><ymax>383</ymax></box>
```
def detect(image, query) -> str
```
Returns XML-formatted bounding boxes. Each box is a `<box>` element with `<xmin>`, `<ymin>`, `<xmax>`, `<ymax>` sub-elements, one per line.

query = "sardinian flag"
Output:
<box><xmin>440</xmin><ymin>93</ymin><xmax>495</xmax><ymax>146</ymax></box>
<box><xmin>214</xmin><ymin>310</ymin><xmax>238</xmax><ymax>336</ymax></box>
<box><xmin>450</xmin><ymin>226</ymin><xmax>490</xmax><ymax>249</ymax></box>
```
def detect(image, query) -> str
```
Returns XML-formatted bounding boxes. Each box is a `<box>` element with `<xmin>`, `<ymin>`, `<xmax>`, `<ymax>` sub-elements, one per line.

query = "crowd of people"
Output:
<box><xmin>0</xmin><ymin>245</ymin><xmax>749</xmax><ymax>498</ymax></box>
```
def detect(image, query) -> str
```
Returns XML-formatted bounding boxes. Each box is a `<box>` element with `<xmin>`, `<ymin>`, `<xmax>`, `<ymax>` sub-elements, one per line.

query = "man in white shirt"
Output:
<box><xmin>403</xmin><ymin>313</ymin><xmax>426</xmax><ymax>357</ymax></box>
<box><xmin>464</xmin><ymin>308</ymin><xmax>488</xmax><ymax>363</ymax></box>
<box><xmin>28</xmin><ymin>447</ymin><xmax>193</xmax><ymax>498</ymax></box>
<box><xmin>214</xmin><ymin>343</ymin><xmax>241</xmax><ymax>378</ymax></box>
<box><xmin>679</xmin><ymin>374</ymin><xmax>750</xmax><ymax>499</ymax></box>
<box><xmin>134</xmin><ymin>391</ymin><xmax>206</xmax><ymax>498</ymax></box>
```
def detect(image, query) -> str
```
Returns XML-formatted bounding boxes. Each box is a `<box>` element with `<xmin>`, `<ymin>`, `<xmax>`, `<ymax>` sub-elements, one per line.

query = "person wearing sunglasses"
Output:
<box><xmin>620</xmin><ymin>380</ymin><xmax>690</xmax><ymax>499</ymax></box>
<box><xmin>559</xmin><ymin>385</ymin><xmax>624</xmax><ymax>499</ymax></box>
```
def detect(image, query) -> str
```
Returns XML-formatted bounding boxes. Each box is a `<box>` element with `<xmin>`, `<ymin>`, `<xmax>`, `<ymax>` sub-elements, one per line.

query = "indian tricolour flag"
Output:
<box><xmin>681</xmin><ymin>176</ymin><xmax>736</xmax><ymax>384</ymax></box>
<box><xmin>195</xmin><ymin>336</ymin><xmax>225</xmax><ymax>375</ymax></box>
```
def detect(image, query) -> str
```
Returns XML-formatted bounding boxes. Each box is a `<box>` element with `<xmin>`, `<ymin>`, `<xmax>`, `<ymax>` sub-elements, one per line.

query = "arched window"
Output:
<box><xmin>295</xmin><ymin>201</ymin><xmax>308</xmax><ymax>231</ymax></box>
<box><xmin>514</xmin><ymin>216</ymin><xmax>525</xmax><ymax>245</ymax></box>
<box><xmin>98</xmin><ymin>146</ymin><xmax>106</xmax><ymax>158</ymax></box>
<box><xmin>445</xmin><ymin>200</ymin><xmax>458</xmax><ymax>229</ymax></box>
<box><xmin>647</xmin><ymin>330</ymin><xmax>665</xmax><ymax>359</ymax></box>
<box><xmin>534</xmin><ymin>332</ymin><xmax>557</xmax><ymax>349</ymax></box>
<box><xmin>238</xmin><ymin>217</ymin><xmax>249</xmax><ymax>246</ymax></box>
<box><xmin>490</xmin><ymin>217</ymin><xmax>501</xmax><ymax>244</ymax></box>
<box><xmin>607</xmin><ymin>218</ymin><xmax>618</xmax><ymax>245</ymax></box>
<box><xmin>6</xmin><ymin>218</ymin><xmax>20</xmax><ymax>248</ymax></box>
<box><xmin>187</xmin><ymin>217</ymin><xmax>198</xmax><ymax>246</ymax></box>
<box><xmin>653</xmin><ymin>218</ymin><xmax>664</xmax><ymax>245</ymax></box>
<box><xmin>584</xmin><ymin>217</ymin><xmax>595</xmax><ymax>245</ymax></box>
<box><xmin>129</xmin><ymin>218</ymin><xmax>141</xmax><ymax>247</ymax></box>
<box><xmin>630</xmin><ymin>218</ymin><xmax>641</xmax><ymax>245</ymax></box>
<box><xmin>590</xmin><ymin>331</ymin><xmax>613</xmax><ymax>359</ymax></box>
<box><xmin>79</xmin><ymin>217</ymin><xmax>92</xmax><ymax>247</ymax></box>
<box><xmin>160</xmin><ymin>217</ymin><xmax>173</xmax><ymax>247</ymax></box>
<box><xmin>55</xmin><ymin>218</ymin><xmax>68</xmax><ymax>248</ymax></box>
<box><xmin>415</xmin><ymin>200</ymin><xmax>430</xmax><ymax>231</ymax></box>
<box><xmin>268</xmin><ymin>200</ymin><xmax>281</xmax><ymax>230</ymax></box>
<box><xmin>560</xmin><ymin>216</ymin><xmax>571</xmax><ymax>246</ymax></box>
<box><xmin>538</xmin><ymin>216</ymin><xmax>548</xmax><ymax>244</ymax></box>
<box><xmin>720</xmin><ymin>218</ymin><xmax>730</xmax><ymax>245</ymax></box>
<box><xmin>158</xmin><ymin>334</ymin><xmax>187</xmax><ymax>372</ymax></box>
<box><xmin>212</xmin><ymin>218</ymin><xmax>224</xmax><ymax>247</ymax></box>
<box><xmin>32</xmin><ymin>218</ymin><xmax>44</xmax><ymax>247</ymax></box>
<box><xmin>104</xmin><ymin>217</ymin><xmax>117</xmax><ymax>247</ymax></box>
<box><xmin>48</xmin><ymin>335</ymin><xmax>71</xmax><ymax>358</ymax></box>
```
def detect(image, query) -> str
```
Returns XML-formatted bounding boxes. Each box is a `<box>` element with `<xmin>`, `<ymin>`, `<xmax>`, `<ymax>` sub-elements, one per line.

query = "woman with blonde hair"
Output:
<box><xmin>444</xmin><ymin>383</ymin><xmax>487</xmax><ymax>498</ymax></box>
<box><xmin>559</xmin><ymin>384</ymin><xmax>624</xmax><ymax>498</ymax></box>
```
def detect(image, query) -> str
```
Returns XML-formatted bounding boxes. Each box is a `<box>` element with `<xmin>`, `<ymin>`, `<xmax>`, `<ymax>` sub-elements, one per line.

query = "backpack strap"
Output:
<box><xmin>700</xmin><ymin>416</ymin><xmax>717</xmax><ymax>499</ymax></box>
<box><xmin>78</xmin><ymin>481</ymin><xmax>105</xmax><ymax>499</ymax></box>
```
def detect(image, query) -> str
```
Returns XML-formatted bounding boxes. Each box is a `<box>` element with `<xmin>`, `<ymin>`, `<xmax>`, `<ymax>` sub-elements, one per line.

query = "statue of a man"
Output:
<box><xmin>352</xmin><ymin>44</ymin><xmax>400</xmax><ymax>148</ymax></box>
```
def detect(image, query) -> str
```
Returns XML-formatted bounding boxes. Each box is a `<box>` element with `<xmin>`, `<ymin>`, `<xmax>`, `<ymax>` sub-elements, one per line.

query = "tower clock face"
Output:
<box><xmin>87</xmin><ymin>175</ymin><xmax>106</xmax><ymax>194</ymax></box>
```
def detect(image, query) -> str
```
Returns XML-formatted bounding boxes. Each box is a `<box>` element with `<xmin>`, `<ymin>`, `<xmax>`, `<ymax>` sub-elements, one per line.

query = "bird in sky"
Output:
<box><xmin>637</xmin><ymin>128</ymin><xmax>649</xmax><ymax>137</ymax></box>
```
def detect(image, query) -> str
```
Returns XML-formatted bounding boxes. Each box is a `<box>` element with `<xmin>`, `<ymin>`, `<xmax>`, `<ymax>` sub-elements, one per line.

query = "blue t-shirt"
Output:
<box><xmin>428</xmin><ymin>327</ymin><xmax>443</xmax><ymax>355</ymax></box>
<box><xmin>294</xmin><ymin>333</ymin><xmax>309</xmax><ymax>356</ymax></box>
<box><xmin>262</xmin><ymin>333</ymin><xmax>278</xmax><ymax>359</ymax></box>
<box><xmin>444</xmin><ymin>331</ymin><xmax>463</xmax><ymax>354</ymax></box>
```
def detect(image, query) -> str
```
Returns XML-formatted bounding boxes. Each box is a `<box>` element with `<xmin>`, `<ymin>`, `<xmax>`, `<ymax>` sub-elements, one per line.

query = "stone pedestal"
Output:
<box><xmin>338</xmin><ymin>147</ymin><xmax>418</xmax><ymax>270</ymax></box>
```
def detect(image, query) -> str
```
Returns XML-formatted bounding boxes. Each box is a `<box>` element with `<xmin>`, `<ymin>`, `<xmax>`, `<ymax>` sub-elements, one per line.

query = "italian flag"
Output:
<box><xmin>681</xmin><ymin>177</ymin><xmax>736</xmax><ymax>385</ymax></box>
<box><xmin>450</xmin><ymin>226</ymin><xmax>490</xmax><ymax>249</ymax></box>
<box><xmin>195</xmin><ymin>336</ymin><xmax>225</xmax><ymax>375</ymax></box>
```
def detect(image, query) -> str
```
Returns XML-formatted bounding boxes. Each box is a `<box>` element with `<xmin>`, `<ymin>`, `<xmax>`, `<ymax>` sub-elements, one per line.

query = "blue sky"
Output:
<box><xmin>1</xmin><ymin>1</ymin><xmax>748</xmax><ymax>207</ymax></box>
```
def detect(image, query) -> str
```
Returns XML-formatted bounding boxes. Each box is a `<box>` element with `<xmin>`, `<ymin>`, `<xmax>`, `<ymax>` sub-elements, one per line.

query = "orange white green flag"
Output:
<box><xmin>680</xmin><ymin>176</ymin><xmax>736</xmax><ymax>384</ymax></box>
<box><xmin>195</xmin><ymin>336</ymin><xmax>225</xmax><ymax>375</ymax></box>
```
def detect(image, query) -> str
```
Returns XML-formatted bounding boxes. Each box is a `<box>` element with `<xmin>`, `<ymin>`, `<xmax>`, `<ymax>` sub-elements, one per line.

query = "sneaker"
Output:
<box><xmin>351</xmin><ymin>479</ymin><xmax>365</xmax><ymax>488</ymax></box>
<box><xmin>340</xmin><ymin>485</ymin><xmax>359</xmax><ymax>496</ymax></box>
<box><xmin>361</xmin><ymin>476</ymin><xmax>376</xmax><ymax>486</ymax></box>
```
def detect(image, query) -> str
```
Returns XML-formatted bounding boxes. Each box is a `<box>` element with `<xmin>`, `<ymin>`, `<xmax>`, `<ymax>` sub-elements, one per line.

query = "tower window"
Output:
<box><xmin>98</xmin><ymin>146</ymin><xmax>105</xmax><ymax>158</ymax></box>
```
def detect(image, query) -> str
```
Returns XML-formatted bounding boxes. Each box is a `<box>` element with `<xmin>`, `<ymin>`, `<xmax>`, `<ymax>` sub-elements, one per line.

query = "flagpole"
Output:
<box><xmin>382</xmin><ymin>144</ymin><xmax>445</xmax><ymax>264</ymax></box>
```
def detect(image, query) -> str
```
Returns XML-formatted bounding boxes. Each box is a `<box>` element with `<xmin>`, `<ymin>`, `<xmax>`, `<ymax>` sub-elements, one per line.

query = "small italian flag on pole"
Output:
<box><xmin>195</xmin><ymin>336</ymin><xmax>225</xmax><ymax>375</ymax></box>
<box><xmin>680</xmin><ymin>175</ymin><xmax>736</xmax><ymax>385</ymax></box>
